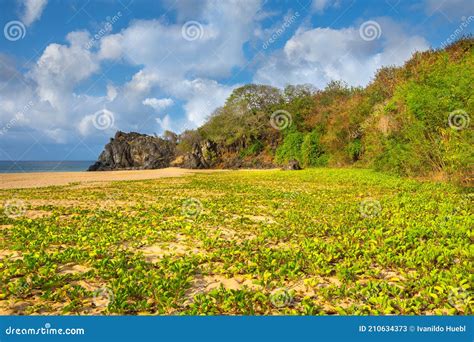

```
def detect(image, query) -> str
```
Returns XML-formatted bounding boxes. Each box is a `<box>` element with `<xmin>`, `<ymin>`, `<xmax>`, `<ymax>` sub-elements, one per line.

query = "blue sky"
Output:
<box><xmin>0</xmin><ymin>0</ymin><xmax>472</xmax><ymax>161</ymax></box>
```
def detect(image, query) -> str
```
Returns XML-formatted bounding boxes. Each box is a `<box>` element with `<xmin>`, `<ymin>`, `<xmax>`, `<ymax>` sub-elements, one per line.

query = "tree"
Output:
<box><xmin>225</xmin><ymin>84</ymin><xmax>283</xmax><ymax>113</ymax></box>
<box><xmin>200</xmin><ymin>85</ymin><xmax>284</xmax><ymax>148</ymax></box>
<box><xmin>177</xmin><ymin>129</ymin><xmax>202</xmax><ymax>154</ymax></box>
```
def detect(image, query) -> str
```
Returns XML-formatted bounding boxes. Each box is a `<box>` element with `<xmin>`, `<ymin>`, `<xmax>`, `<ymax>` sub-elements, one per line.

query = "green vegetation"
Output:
<box><xmin>275</xmin><ymin>131</ymin><xmax>304</xmax><ymax>165</ymax></box>
<box><xmin>1</xmin><ymin>169</ymin><xmax>472</xmax><ymax>315</ymax></box>
<box><xmin>301</xmin><ymin>130</ymin><xmax>326</xmax><ymax>167</ymax></box>
<box><xmin>182</xmin><ymin>38</ymin><xmax>473</xmax><ymax>185</ymax></box>
<box><xmin>274</xmin><ymin>129</ymin><xmax>327</xmax><ymax>167</ymax></box>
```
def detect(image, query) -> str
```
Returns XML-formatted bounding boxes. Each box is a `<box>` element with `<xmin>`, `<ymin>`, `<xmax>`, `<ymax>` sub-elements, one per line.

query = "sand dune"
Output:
<box><xmin>0</xmin><ymin>168</ymin><xmax>225</xmax><ymax>189</ymax></box>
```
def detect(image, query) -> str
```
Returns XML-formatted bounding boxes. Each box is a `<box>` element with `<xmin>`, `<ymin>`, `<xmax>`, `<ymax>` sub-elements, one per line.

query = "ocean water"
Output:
<box><xmin>0</xmin><ymin>161</ymin><xmax>94</xmax><ymax>173</ymax></box>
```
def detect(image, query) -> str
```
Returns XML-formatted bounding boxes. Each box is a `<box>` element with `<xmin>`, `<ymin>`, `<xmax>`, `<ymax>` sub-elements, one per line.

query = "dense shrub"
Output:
<box><xmin>275</xmin><ymin>131</ymin><xmax>304</xmax><ymax>165</ymax></box>
<box><xmin>346</xmin><ymin>139</ymin><xmax>362</xmax><ymax>162</ymax></box>
<box><xmin>301</xmin><ymin>130</ymin><xmax>326</xmax><ymax>167</ymax></box>
<box><xmin>362</xmin><ymin>39</ymin><xmax>473</xmax><ymax>183</ymax></box>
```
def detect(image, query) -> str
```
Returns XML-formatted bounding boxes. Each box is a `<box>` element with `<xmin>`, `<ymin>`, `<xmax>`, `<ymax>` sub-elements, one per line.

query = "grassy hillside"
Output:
<box><xmin>0</xmin><ymin>169</ymin><xmax>472</xmax><ymax>315</ymax></box>
<box><xmin>180</xmin><ymin>38</ymin><xmax>473</xmax><ymax>185</ymax></box>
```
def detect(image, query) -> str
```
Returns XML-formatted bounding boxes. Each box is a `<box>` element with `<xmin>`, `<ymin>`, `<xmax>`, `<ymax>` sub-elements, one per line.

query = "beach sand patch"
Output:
<box><xmin>138</xmin><ymin>240</ymin><xmax>205</xmax><ymax>262</ymax></box>
<box><xmin>184</xmin><ymin>274</ymin><xmax>262</xmax><ymax>305</ymax></box>
<box><xmin>58</xmin><ymin>263</ymin><xmax>92</xmax><ymax>275</ymax></box>
<box><xmin>0</xmin><ymin>249</ymin><xmax>22</xmax><ymax>261</ymax></box>
<box><xmin>25</xmin><ymin>210</ymin><xmax>53</xmax><ymax>219</ymax></box>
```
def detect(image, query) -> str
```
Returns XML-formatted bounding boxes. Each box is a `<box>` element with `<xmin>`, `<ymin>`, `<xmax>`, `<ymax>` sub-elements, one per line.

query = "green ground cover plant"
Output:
<box><xmin>1</xmin><ymin>169</ymin><xmax>472</xmax><ymax>315</ymax></box>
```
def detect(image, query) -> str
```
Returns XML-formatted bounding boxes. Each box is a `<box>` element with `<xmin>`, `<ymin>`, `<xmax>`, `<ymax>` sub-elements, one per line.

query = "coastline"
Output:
<box><xmin>0</xmin><ymin>167</ymin><xmax>226</xmax><ymax>189</ymax></box>
<box><xmin>0</xmin><ymin>160</ymin><xmax>94</xmax><ymax>174</ymax></box>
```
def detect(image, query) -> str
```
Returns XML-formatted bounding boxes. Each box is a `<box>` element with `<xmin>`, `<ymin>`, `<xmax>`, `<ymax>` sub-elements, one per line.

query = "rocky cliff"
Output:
<box><xmin>180</xmin><ymin>140</ymin><xmax>219</xmax><ymax>169</ymax></box>
<box><xmin>88</xmin><ymin>131</ymin><xmax>175</xmax><ymax>171</ymax></box>
<box><xmin>89</xmin><ymin>131</ymin><xmax>277</xmax><ymax>171</ymax></box>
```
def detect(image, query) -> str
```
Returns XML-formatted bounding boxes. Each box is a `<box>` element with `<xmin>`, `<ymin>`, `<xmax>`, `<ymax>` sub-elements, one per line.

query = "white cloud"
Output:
<box><xmin>162</xmin><ymin>0</ymin><xmax>208</xmax><ymax>22</ymax></box>
<box><xmin>96</xmin><ymin>0</ymin><xmax>262</xmax><ymax>127</ymax></box>
<box><xmin>124</xmin><ymin>70</ymin><xmax>161</xmax><ymax>96</ymax></box>
<box><xmin>78</xmin><ymin>115</ymin><xmax>96</xmax><ymax>136</ymax></box>
<box><xmin>99</xmin><ymin>0</ymin><xmax>262</xmax><ymax>79</ymax></box>
<box><xmin>98</xmin><ymin>34</ymin><xmax>123</xmax><ymax>60</ymax></box>
<box><xmin>106</xmin><ymin>85</ymin><xmax>117</xmax><ymax>102</ymax></box>
<box><xmin>0</xmin><ymin>48</ymin><xmax>112</xmax><ymax>147</ymax></box>
<box><xmin>44</xmin><ymin>128</ymin><xmax>67</xmax><ymax>143</ymax></box>
<box><xmin>143</xmin><ymin>97</ymin><xmax>174</xmax><ymax>111</ymax></box>
<box><xmin>177</xmin><ymin>78</ymin><xmax>235</xmax><ymax>125</ymax></box>
<box><xmin>0</xmin><ymin>56</ymin><xmax>38</xmax><ymax>132</ymax></box>
<box><xmin>30</xmin><ymin>31</ymin><xmax>100</xmax><ymax>111</ymax></box>
<box><xmin>20</xmin><ymin>0</ymin><xmax>48</xmax><ymax>26</ymax></box>
<box><xmin>156</xmin><ymin>114</ymin><xmax>172</xmax><ymax>131</ymax></box>
<box><xmin>254</xmin><ymin>18</ymin><xmax>429</xmax><ymax>88</ymax></box>
<box><xmin>117</xmin><ymin>70</ymin><xmax>235</xmax><ymax>126</ymax></box>
<box><xmin>78</xmin><ymin>109</ymin><xmax>116</xmax><ymax>136</ymax></box>
<box><xmin>311</xmin><ymin>0</ymin><xmax>341</xmax><ymax>13</ymax></box>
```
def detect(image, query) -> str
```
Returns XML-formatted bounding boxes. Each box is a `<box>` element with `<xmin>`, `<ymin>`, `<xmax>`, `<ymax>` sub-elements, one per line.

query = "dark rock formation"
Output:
<box><xmin>181</xmin><ymin>140</ymin><xmax>219</xmax><ymax>169</ymax></box>
<box><xmin>90</xmin><ymin>131</ymin><xmax>276</xmax><ymax>171</ymax></box>
<box><xmin>88</xmin><ymin>131</ymin><xmax>175</xmax><ymax>171</ymax></box>
<box><xmin>285</xmin><ymin>159</ymin><xmax>302</xmax><ymax>170</ymax></box>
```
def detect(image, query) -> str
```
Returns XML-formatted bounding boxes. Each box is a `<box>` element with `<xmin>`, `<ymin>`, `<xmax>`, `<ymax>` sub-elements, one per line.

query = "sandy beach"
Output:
<box><xmin>0</xmin><ymin>168</ymin><xmax>225</xmax><ymax>189</ymax></box>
